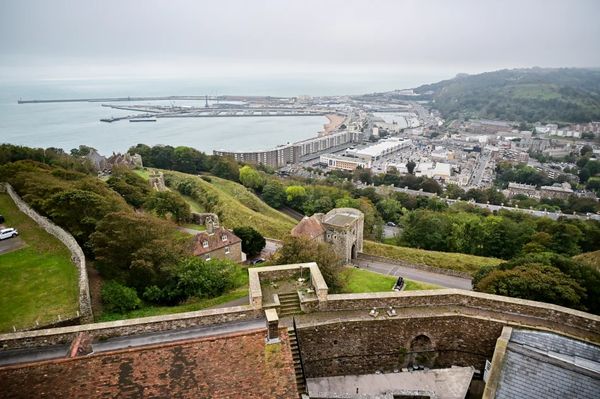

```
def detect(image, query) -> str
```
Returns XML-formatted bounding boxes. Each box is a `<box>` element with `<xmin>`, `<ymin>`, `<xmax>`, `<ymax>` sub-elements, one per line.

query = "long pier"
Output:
<box><xmin>17</xmin><ymin>95</ymin><xmax>289</xmax><ymax>104</ymax></box>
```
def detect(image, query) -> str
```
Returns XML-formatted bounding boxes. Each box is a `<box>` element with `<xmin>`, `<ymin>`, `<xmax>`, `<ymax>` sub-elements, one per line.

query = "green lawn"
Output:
<box><xmin>182</xmin><ymin>223</ymin><xmax>206</xmax><ymax>231</ymax></box>
<box><xmin>341</xmin><ymin>267</ymin><xmax>441</xmax><ymax>293</ymax></box>
<box><xmin>0</xmin><ymin>194</ymin><xmax>78</xmax><ymax>332</ymax></box>
<box><xmin>364</xmin><ymin>241</ymin><xmax>502</xmax><ymax>276</ymax></box>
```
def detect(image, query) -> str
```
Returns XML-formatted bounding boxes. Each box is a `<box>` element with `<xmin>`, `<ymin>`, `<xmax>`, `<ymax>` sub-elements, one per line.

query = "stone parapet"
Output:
<box><xmin>0</xmin><ymin>305</ymin><xmax>262</xmax><ymax>351</ymax></box>
<box><xmin>322</xmin><ymin>290</ymin><xmax>600</xmax><ymax>343</ymax></box>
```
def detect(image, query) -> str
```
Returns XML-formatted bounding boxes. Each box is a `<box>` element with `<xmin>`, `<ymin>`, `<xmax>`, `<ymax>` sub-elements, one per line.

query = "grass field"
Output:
<box><xmin>0</xmin><ymin>194</ymin><xmax>78</xmax><ymax>332</ymax></box>
<box><xmin>341</xmin><ymin>267</ymin><xmax>441</xmax><ymax>293</ymax></box>
<box><xmin>363</xmin><ymin>241</ymin><xmax>502</xmax><ymax>276</ymax></box>
<box><xmin>165</xmin><ymin>171</ymin><xmax>297</xmax><ymax>239</ymax></box>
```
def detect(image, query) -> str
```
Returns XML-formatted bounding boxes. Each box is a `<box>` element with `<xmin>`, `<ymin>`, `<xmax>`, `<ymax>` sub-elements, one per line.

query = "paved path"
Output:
<box><xmin>356</xmin><ymin>259</ymin><xmax>472</xmax><ymax>290</ymax></box>
<box><xmin>0</xmin><ymin>318</ymin><xmax>265</xmax><ymax>367</ymax></box>
<box><xmin>0</xmin><ymin>236</ymin><xmax>25</xmax><ymax>255</ymax></box>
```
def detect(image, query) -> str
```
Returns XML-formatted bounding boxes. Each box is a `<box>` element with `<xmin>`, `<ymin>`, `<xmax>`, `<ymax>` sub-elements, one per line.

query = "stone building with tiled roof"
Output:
<box><xmin>291</xmin><ymin>207</ymin><xmax>364</xmax><ymax>263</ymax></box>
<box><xmin>193</xmin><ymin>225</ymin><xmax>243</xmax><ymax>263</ymax></box>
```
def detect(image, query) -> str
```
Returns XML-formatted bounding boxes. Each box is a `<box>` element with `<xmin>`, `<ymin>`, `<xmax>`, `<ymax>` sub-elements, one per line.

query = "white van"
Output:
<box><xmin>0</xmin><ymin>228</ymin><xmax>18</xmax><ymax>240</ymax></box>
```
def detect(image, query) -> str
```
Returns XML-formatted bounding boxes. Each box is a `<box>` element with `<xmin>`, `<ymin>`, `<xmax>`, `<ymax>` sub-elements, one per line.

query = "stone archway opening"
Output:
<box><xmin>351</xmin><ymin>243</ymin><xmax>357</xmax><ymax>260</ymax></box>
<box><xmin>408</xmin><ymin>334</ymin><xmax>436</xmax><ymax>368</ymax></box>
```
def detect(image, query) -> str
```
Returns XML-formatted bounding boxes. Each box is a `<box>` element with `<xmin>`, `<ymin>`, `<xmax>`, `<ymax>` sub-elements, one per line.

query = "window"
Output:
<box><xmin>225</xmin><ymin>246</ymin><xmax>230</xmax><ymax>254</ymax></box>
<box><xmin>202</xmin><ymin>240</ymin><xmax>209</xmax><ymax>248</ymax></box>
<box><xmin>221</xmin><ymin>234</ymin><xmax>228</xmax><ymax>242</ymax></box>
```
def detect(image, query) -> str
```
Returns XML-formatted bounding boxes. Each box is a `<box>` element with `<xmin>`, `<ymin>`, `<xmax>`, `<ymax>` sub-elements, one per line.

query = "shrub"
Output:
<box><xmin>101</xmin><ymin>281</ymin><xmax>141</xmax><ymax>313</ymax></box>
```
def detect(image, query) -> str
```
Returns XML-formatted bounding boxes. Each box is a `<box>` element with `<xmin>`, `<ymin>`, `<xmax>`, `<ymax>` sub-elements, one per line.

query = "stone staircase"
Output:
<box><xmin>288</xmin><ymin>326</ymin><xmax>307</xmax><ymax>396</ymax></box>
<box><xmin>278</xmin><ymin>292</ymin><xmax>302</xmax><ymax>317</ymax></box>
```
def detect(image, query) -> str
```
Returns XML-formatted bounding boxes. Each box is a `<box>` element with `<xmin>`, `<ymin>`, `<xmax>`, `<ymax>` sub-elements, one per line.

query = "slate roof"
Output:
<box><xmin>193</xmin><ymin>227</ymin><xmax>241</xmax><ymax>256</ymax></box>
<box><xmin>0</xmin><ymin>329</ymin><xmax>299</xmax><ymax>399</ymax></box>
<box><xmin>495</xmin><ymin>329</ymin><xmax>600</xmax><ymax>399</ymax></box>
<box><xmin>291</xmin><ymin>216</ymin><xmax>326</xmax><ymax>240</ymax></box>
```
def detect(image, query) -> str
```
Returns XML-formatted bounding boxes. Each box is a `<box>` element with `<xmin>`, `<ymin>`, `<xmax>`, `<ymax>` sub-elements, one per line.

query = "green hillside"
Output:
<box><xmin>364</xmin><ymin>241</ymin><xmax>502</xmax><ymax>276</ymax></box>
<box><xmin>163</xmin><ymin>171</ymin><xmax>297</xmax><ymax>239</ymax></box>
<box><xmin>413</xmin><ymin>68</ymin><xmax>600</xmax><ymax>123</ymax></box>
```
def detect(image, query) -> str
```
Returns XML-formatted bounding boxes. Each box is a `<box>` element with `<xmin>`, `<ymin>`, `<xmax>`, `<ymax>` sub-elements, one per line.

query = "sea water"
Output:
<box><xmin>0</xmin><ymin>73</ymin><xmax>443</xmax><ymax>155</ymax></box>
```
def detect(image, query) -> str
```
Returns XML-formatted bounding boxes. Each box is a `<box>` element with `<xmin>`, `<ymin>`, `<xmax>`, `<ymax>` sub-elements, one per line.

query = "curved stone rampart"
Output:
<box><xmin>3</xmin><ymin>183</ymin><xmax>93</xmax><ymax>324</ymax></box>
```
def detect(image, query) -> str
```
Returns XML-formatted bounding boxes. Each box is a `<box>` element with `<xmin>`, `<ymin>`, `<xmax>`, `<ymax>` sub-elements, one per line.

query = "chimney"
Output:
<box><xmin>265</xmin><ymin>309</ymin><xmax>280</xmax><ymax>343</ymax></box>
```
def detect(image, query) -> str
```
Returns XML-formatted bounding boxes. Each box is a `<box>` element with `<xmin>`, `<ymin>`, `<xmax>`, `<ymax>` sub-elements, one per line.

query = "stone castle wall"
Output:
<box><xmin>295</xmin><ymin>289</ymin><xmax>600</xmax><ymax>379</ymax></box>
<box><xmin>297</xmin><ymin>316</ymin><xmax>504</xmax><ymax>377</ymax></box>
<box><xmin>3</xmin><ymin>183</ymin><xmax>93</xmax><ymax>325</ymax></box>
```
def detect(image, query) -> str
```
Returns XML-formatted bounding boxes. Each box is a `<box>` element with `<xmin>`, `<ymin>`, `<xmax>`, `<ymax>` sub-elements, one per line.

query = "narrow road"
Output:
<box><xmin>0</xmin><ymin>318</ymin><xmax>265</xmax><ymax>367</ymax></box>
<box><xmin>355</xmin><ymin>259</ymin><xmax>472</xmax><ymax>290</ymax></box>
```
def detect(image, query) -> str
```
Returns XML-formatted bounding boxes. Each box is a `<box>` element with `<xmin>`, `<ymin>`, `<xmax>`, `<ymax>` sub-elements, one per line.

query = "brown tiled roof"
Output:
<box><xmin>291</xmin><ymin>216</ymin><xmax>325</xmax><ymax>240</ymax></box>
<box><xmin>193</xmin><ymin>227</ymin><xmax>242</xmax><ymax>256</ymax></box>
<box><xmin>0</xmin><ymin>329</ymin><xmax>299</xmax><ymax>399</ymax></box>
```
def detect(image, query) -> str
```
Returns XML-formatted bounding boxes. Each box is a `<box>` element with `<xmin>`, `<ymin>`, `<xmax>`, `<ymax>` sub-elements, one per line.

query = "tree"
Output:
<box><xmin>580</xmin><ymin>145</ymin><xmax>593</xmax><ymax>157</ymax></box>
<box><xmin>262</xmin><ymin>181</ymin><xmax>286</xmax><ymax>209</ymax></box>
<box><xmin>353</xmin><ymin>167</ymin><xmax>373</xmax><ymax>185</ymax></box>
<box><xmin>233</xmin><ymin>226</ymin><xmax>266</xmax><ymax>257</ymax></box>
<box><xmin>274</xmin><ymin>236</ymin><xmax>345</xmax><ymax>293</ymax></box>
<box><xmin>475</xmin><ymin>264</ymin><xmax>585</xmax><ymax>310</ymax></box>
<box><xmin>175</xmin><ymin>257</ymin><xmax>239</xmax><ymax>299</ymax></box>
<box><xmin>144</xmin><ymin>191</ymin><xmax>191</xmax><ymax>222</ymax></box>
<box><xmin>285</xmin><ymin>185</ymin><xmax>307</xmax><ymax>210</ymax></box>
<box><xmin>445</xmin><ymin>183</ymin><xmax>465</xmax><ymax>199</ymax></box>
<box><xmin>406</xmin><ymin>161</ymin><xmax>416</xmax><ymax>175</ymax></box>
<box><xmin>420</xmin><ymin>178</ymin><xmax>442</xmax><ymax>194</ymax></box>
<box><xmin>101</xmin><ymin>281</ymin><xmax>142</xmax><ymax>313</ymax></box>
<box><xmin>377</xmin><ymin>198</ymin><xmax>404</xmax><ymax>224</ymax></box>
<box><xmin>473</xmin><ymin>252</ymin><xmax>600</xmax><ymax>314</ymax></box>
<box><xmin>107</xmin><ymin>166</ymin><xmax>151</xmax><ymax>208</ymax></box>
<box><xmin>211</xmin><ymin>156</ymin><xmax>240</xmax><ymax>181</ymax></box>
<box><xmin>45</xmin><ymin>188</ymin><xmax>122</xmax><ymax>244</ymax></box>
<box><xmin>90</xmin><ymin>212</ymin><xmax>188</xmax><ymax>291</ymax></box>
<box><xmin>239</xmin><ymin>165</ymin><xmax>265</xmax><ymax>191</ymax></box>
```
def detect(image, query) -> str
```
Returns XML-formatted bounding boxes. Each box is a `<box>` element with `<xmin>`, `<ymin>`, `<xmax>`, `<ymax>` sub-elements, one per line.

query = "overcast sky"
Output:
<box><xmin>1</xmin><ymin>0</ymin><xmax>599</xmax><ymax>81</ymax></box>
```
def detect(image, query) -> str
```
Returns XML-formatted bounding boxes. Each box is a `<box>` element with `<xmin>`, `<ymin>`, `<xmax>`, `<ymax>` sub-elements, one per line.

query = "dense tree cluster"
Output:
<box><xmin>474</xmin><ymin>253</ymin><xmax>600</xmax><ymax>314</ymax></box>
<box><xmin>398</xmin><ymin>207</ymin><xmax>600</xmax><ymax>259</ymax></box>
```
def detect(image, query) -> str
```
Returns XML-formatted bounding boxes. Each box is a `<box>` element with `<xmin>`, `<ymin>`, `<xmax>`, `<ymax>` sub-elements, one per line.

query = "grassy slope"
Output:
<box><xmin>341</xmin><ymin>267</ymin><xmax>441</xmax><ymax>293</ymax></box>
<box><xmin>0</xmin><ymin>194</ymin><xmax>78</xmax><ymax>331</ymax></box>
<box><xmin>364</xmin><ymin>241</ymin><xmax>502</xmax><ymax>276</ymax></box>
<box><xmin>165</xmin><ymin>171</ymin><xmax>297</xmax><ymax>239</ymax></box>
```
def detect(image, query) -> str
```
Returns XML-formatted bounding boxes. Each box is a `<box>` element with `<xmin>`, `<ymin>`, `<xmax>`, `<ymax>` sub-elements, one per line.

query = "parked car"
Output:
<box><xmin>386</xmin><ymin>221</ymin><xmax>397</xmax><ymax>227</ymax></box>
<box><xmin>0</xmin><ymin>228</ymin><xmax>19</xmax><ymax>240</ymax></box>
<box><xmin>251</xmin><ymin>258</ymin><xmax>265</xmax><ymax>265</ymax></box>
